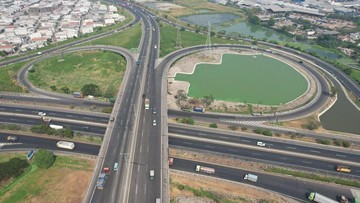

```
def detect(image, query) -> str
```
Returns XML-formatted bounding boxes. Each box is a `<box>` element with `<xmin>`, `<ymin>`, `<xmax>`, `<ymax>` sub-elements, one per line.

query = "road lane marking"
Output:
<box><xmin>135</xmin><ymin>184</ymin><xmax>138</xmax><ymax>195</ymax></box>
<box><xmin>252</xmin><ymin>153</ymin><xmax>261</xmax><ymax>156</ymax></box>
<box><xmin>205</xmin><ymin>145</ymin><xmax>215</xmax><ymax>149</ymax></box>
<box><xmin>280</xmin><ymin>157</ymin><xmax>287</xmax><ymax>160</ymax></box>
<box><xmin>140</xmin><ymin>145</ymin><xmax>142</xmax><ymax>153</ymax></box>
<box><xmin>175</xmin><ymin>130</ymin><xmax>185</xmax><ymax>133</ymax></box>
<box><xmin>241</xmin><ymin>139</ymin><xmax>251</xmax><ymax>143</ymax></box>
<box><xmin>336</xmin><ymin>154</ymin><xmax>346</xmax><ymax>158</ymax></box>
<box><xmin>302</xmin><ymin>161</ymin><xmax>312</xmax><ymax>164</ymax></box>
<box><xmin>137</xmin><ymin>165</ymin><xmax>140</xmax><ymax>172</ymax></box>
<box><xmin>286</xmin><ymin>146</ymin><xmax>297</xmax><ymax>150</ymax></box>
<box><xmin>310</xmin><ymin>150</ymin><xmax>321</xmax><ymax>153</ymax></box>
<box><xmin>15</xmin><ymin>109</ymin><xmax>22</xmax><ymax>112</ymax></box>
<box><xmin>125</xmin><ymin>98</ymin><xmax>128</xmax><ymax>103</ymax></box>
<box><xmin>183</xmin><ymin>142</ymin><xmax>192</xmax><ymax>145</ymax></box>
<box><xmin>10</xmin><ymin>118</ymin><xmax>17</xmax><ymax>121</ymax></box>
<box><xmin>198</xmin><ymin>132</ymin><xmax>206</xmax><ymax>136</ymax></box>
<box><xmin>228</xmin><ymin>149</ymin><xmax>237</xmax><ymax>152</ymax></box>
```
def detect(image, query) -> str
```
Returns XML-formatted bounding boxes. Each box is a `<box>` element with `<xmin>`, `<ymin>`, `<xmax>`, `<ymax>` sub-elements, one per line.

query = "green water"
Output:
<box><xmin>174</xmin><ymin>54</ymin><xmax>308</xmax><ymax>105</ymax></box>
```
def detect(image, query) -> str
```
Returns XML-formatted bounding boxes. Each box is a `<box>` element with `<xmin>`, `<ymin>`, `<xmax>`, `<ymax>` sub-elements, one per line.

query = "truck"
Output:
<box><xmin>244</xmin><ymin>173</ymin><xmax>258</xmax><ymax>183</ymax></box>
<box><xmin>156</xmin><ymin>198</ymin><xmax>161</xmax><ymax>203</ymax></box>
<box><xmin>56</xmin><ymin>141</ymin><xmax>75</xmax><ymax>150</ymax></box>
<box><xmin>73</xmin><ymin>92</ymin><xmax>84</xmax><ymax>98</ymax></box>
<box><xmin>308</xmin><ymin>192</ymin><xmax>338</xmax><ymax>203</ymax></box>
<box><xmin>145</xmin><ymin>98</ymin><xmax>150</xmax><ymax>110</ymax></box>
<box><xmin>50</xmin><ymin>124</ymin><xmax>63</xmax><ymax>130</ymax></box>
<box><xmin>195</xmin><ymin>165</ymin><xmax>215</xmax><ymax>174</ymax></box>
<box><xmin>41</xmin><ymin>117</ymin><xmax>52</xmax><ymax>125</ymax></box>
<box><xmin>96</xmin><ymin>167</ymin><xmax>110</xmax><ymax>190</ymax></box>
<box><xmin>193</xmin><ymin>107</ymin><xmax>205</xmax><ymax>113</ymax></box>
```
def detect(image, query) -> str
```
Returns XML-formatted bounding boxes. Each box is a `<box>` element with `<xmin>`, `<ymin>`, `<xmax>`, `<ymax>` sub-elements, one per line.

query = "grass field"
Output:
<box><xmin>0</xmin><ymin>153</ymin><xmax>94</xmax><ymax>203</ymax></box>
<box><xmin>87</xmin><ymin>23</ymin><xmax>142</xmax><ymax>49</ymax></box>
<box><xmin>0</xmin><ymin>62</ymin><xmax>26</xmax><ymax>92</ymax></box>
<box><xmin>160</xmin><ymin>23</ymin><xmax>246</xmax><ymax>57</ymax></box>
<box><xmin>175</xmin><ymin>54</ymin><xmax>308</xmax><ymax>105</ymax></box>
<box><xmin>28</xmin><ymin>50</ymin><xmax>126</xmax><ymax>97</ymax></box>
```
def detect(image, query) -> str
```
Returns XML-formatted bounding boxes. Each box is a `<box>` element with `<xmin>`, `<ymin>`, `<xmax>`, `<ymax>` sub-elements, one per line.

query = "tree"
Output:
<box><xmin>268</xmin><ymin>17</ymin><xmax>275</xmax><ymax>26</ymax></box>
<box><xmin>202</xmin><ymin>95</ymin><xmax>214</xmax><ymax>107</ymax></box>
<box><xmin>330</xmin><ymin>86</ymin><xmax>337</xmax><ymax>97</ymax></box>
<box><xmin>60</xmin><ymin>86</ymin><xmax>70</xmax><ymax>94</ymax></box>
<box><xmin>248</xmin><ymin>14</ymin><xmax>260</xmax><ymax>25</ymax></box>
<box><xmin>34</xmin><ymin>149</ymin><xmax>56</xmax><ymax>169</ymax></box>
<box><xmin>81</xmin><ymin>83</ymin><xmax>101</xmax><ymax>96</ymax></box>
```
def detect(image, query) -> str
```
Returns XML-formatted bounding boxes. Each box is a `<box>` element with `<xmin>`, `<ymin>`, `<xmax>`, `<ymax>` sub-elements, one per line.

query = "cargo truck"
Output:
<box><xmin>195</xmin><ymin>165</ymin><xmax>215</xmax><ymax>174</ymax></box>
<box><xmin>96</xmin><ymin>167</ymin><xmax>110</xmax><ymax>190</ymax></box>
<box><xmin>56</xmin><ymin>141</ymin><xmax>75</xmax><ymax>150</ymax></box>
<box><xmin>308</xmin><ymin>192</ymin><xmax>338</xmax><ymax>203</ymax></box>
<box><xmin>244</xmin><ymin>174</ymin><xmax>258</xmax><ymax>183</ymax></box>
<box><xmin>50</xmin><ymin>124</ymin><xmax>63</xmax><ymax>130</ymax></box>
<box><xmin>193</xmin><ymin>107</ymin><xmax>205</xmax><ymax>113</ymax></box>
<box><xmin>145</xmin><ymin>98</ymin><xmax>150</xmax><ymax>110</ymax></box>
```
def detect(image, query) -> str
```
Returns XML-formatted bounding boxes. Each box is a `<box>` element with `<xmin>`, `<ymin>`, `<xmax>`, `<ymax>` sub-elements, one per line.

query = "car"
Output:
<box><xmin>152</xmin><ymin>108</ymin><xmax>157</xmax><ymax>114</ymax></box>
<box><xmin>154</xmin><ymin>45</ymin><xmax>157</xmax><ymax>49</ymax></box>
<box><xmin>150</xmin><ymin>170</ymin><xmax>154</xmax><ymax>180</ymax></box>
<box><xmin>153</xmin><ymin>119</ymin><xmax>157</xmax><ymax>126</ymax></box>
<box><xmin>0</xmin><ymin>95</ymin><xmax>2</xmax><ymax>98</ymax></box>
<box><xmin>256</xmin><ymin>142</ymin><xmax>265</xmax><ymax>147</ymax></box>
<box><xmin>81</xmin><ymin>126</ymin><xmax>90</xmax><ymax>131</ymax></box>
<box><xmin>7</xmin><ymin>136</ymin><xmax>18</xmax><ymax>141</ymax></box>
<box><xmin>38</xmin><ymin>112</ymin><xmax>46</xmax><ymax>116</ymax></box>
<box><xmin>114</xmin><ymin>163</ymin><xmax>119</xmax><ymax>171</ymax></box>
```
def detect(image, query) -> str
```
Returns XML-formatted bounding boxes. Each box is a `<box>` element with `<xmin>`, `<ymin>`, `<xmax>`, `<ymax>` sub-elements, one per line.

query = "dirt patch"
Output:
<box><xmin>170</xmin><ymin>170</ymin><xmax>296</xmax><ymax>203</ymax></box>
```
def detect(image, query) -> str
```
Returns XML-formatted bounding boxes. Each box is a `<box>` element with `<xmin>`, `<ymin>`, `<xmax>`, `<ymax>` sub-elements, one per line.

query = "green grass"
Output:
<box><xmin>87</xmin><ymin>23</ymin><xmax>142</xmax><ymax>49</ymax></box>
<box><xmin>0</xmin><ymin>62</ymin><xmax>26</xmax><ymax>92</ymax></box>
<box><xmin>159</xmin><ymin>23</ymin><xmax>246</xmax><ymax>57</ymax></box>
<box><xmin>265</xmin><ymin>167</ymin><xmax>360</xmax><ymax>188</ymax></box>
<box><xmin>28</xmin><ymin>50</ymin><xmax>126</xmax><ymax>97</ymax></box>
<box><xmin>175</xmin><ymin>54</ymin><xmax>308</xmax><ymax>105</ymax></box>
<box><xmin>0</xmin><ymin>154</ymin><xmax>93</xmax><ymax>203</ymax></box>
<box><xmin>0</xmin><ymin>153</ymin><xmax>26</xmax><ymax>163</ymax></box>
<box><xmin>350</xmin><ymin>69</ymin><xmax>360</xmax><ymax>84</ymax></box>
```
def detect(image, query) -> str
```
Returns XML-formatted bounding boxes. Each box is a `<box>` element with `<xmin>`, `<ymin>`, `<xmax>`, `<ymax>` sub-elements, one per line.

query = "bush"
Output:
<box><xmin>263</xmin><ymin>129</ymin><xmax>273</xmax><ymax>136</ymax></box>
<box><xmin>34</xmin><ymin>149</ymin><xmax>56</xmax><ymax>169</ymax></box>
<box><xmin>209</xmin><ymin>123</ymin><xmax>218</xmax><ymax>128</ymax></box>
<box><xmin>102</xmin><ymin>107</ymin><xmax>113</xmax><ymax>113</ymax></box>
<box><xmin>31</xmin><ymin>124</ymin><xmax>73</xmax><ymax>138</ymax></box>
<box><xmin>60</xmin><ymin>86</ymin><xmax>70</xmax><ymax>94</ymax></box>
<box><xmin>253</xmin><ymin>128</ymin><xmax>264</xmax><ymax>134</ymax></box>
<box><xmin>342</xmin><ymin>141</ymin><xmax>351</xmax><ymax>148</ymax></box>
<box><xmin>228</xmin><ymin>125</ymin><xmax>239</xmax><ymax>131</ymax></box>
<box><xmin>316</xmin><ymin>138</ymin><xmax>331</xmax><ymax>145</ymax></box>
<box><xmin>177</xmin><ymin>184</ymin><xmax>185</xmax><ymax>190</ymax></box>
<box><xmin>303</xmin><ymin>120</ymin><xmax>320</xmax><ymax>130</ymax></box>
<box><xmin>334</xmin><ymin>139</ymin><xmax>342</xmax><ymax>146</ymax></box>
<box><xmin>180</xmin><ymin>118</ymin><xmax>195</xmax><ymax>125</ymax></box>
<box><xmin>50</xmin><ymin>85</ymin><xmax>57</xmax><ymax>91</ymax></box>
<box><xmin>0</xmin><ymin>158</ymin><xmax>29</xmax><ymax>181</ymax></box>
<box><xmin>241</xmin><ymin>127</ymin><xmax>248</xmax><ymax>131</ymax></box>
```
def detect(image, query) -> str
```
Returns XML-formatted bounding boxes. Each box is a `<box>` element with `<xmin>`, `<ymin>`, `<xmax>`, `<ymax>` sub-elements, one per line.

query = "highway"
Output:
<box><xmin>1</xmin><ymin>133</ymin><xmax>356</xmax><ymax>202</ymax></box>
<box><xmin>0</xmin><ymin>133</ymin><xmax>100</xmax><ymax>155</ymax></box>
<box><xmin>169</xmin><ymin>125</ymin><xmax>360</xmax><ymax>164</ymax></box>
<box><xmin>171</xmin><ymin>158</ymin><xmax>355</xmax><ymax>202</ymax></box>
<box><xmin>169</xmin><ymin>136</ymin><xmax>360</xmax><ymax>178</ymax></box>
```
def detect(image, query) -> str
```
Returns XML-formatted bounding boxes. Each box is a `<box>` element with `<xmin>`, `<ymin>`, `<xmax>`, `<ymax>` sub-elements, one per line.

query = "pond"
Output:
<box><xmin>305</xmin><ymin>48</ymin><xmax>339</xmax><ymax>59</ymax></box>
<box><xmin>179</xmin><ymin>13</ymin><xmax>238</xmax><ymax>27</ymax></box>
<box><xmin>216</xmin><ymin>22</ymin><xmax>292</xmax><ymax>42</ymax></box>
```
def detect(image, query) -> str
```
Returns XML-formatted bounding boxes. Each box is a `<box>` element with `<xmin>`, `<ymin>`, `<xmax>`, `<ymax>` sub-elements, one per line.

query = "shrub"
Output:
<box><xmin>253</xmin><ymin>128</ymin><xmax>264</xmax><ymax>134</ymax></box>
<box><xmin>316</xmin><ymin>138</ymin><xmax>331</xmax><ymax>145</ymax></box>
<box><xmin>209</xmin><ymin>123</ymin><xmax>217</xmax><ymax>128</ymax></box>
<box><xmin>50</xmin><ymin>85</ymin><xmax>57</xmax><ymax>91</ymax></box>
<box><xmin>342</xmin><ymin>141</ymin><xmax>351</xmax><ymax>148</ymax></box>
<box><xmin>34</xmin><ymin>149</ymin><xmax>56</xmax><ymax>169</ymax></box>
<box><xmin>241</xmin><ymin>127</ymin><xmax>248</xmax><ymax>131</ymax></box>
<box><xmin>180</xmin><ymin>118</ymin><xmax>195</xmax><ymax>125</ymax></box>
<box><xmin>333</xmin><ymin>139</ymin><xmax>342</xmax><ymax>146</ymax></box>
<box><xmin>263</xmin><ymin>129</ymin><xmax>273</xmax><ymax>136</ymax></box>
<box><xmin>102</xmin><ymin>107</ymin><xmax>113</xmax><ymax>113</ymax></box>
<box><xmin>0</xmin><ymin>158</ymin><xmax>29</xmax><ymax>181</ymax></box>
<box><xmin>303</xmin><ymin>120</ymin><xmax>320</xmax><ymax>130</ymax></box>
<box><xmin>228</xmin><ymin>125</ymin><xmax>239</xmax><ymax>131</ymax></box>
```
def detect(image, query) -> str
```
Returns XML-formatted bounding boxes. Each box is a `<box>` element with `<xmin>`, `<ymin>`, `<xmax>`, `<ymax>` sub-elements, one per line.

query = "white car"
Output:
<box><xmin>256</xmin><ymin>142</ymin><xmax>266</xmax><ymax>147</ymax></box>
<box><xmin>153</xmin><ymin>119</ymin><xmax>157</xmax><ymax>126</ymax></box>
<box><xmin>38</xmin><ymin>112</ymin><xmax>46</xmax><ymax>116</ymax></box>
<box><xmin>154</xmin><ymin>45</ymin><xmax>157</xmax><ymax>49</ymax></box>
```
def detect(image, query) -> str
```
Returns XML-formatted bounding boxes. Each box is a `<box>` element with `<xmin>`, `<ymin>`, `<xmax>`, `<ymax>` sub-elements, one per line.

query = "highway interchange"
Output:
<box><xmin>1</xmin><ymin>1</ymin><xmax>360</xmax><ymax>203</ymax></box>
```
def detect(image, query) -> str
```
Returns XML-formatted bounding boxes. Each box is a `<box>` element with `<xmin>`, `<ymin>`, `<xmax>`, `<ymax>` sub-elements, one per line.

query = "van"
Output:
<box><xmin>114</xmin><ymin>163</ymin><xmax>119</xmax><ymax>171</ymax></box>
<box><xmin>7</xmin><ymin>136</ymin><xmax>18</xmax><ymax>141</ymax></box>
<box><xmin>150</xmin><ymin>170</ymin><xmax>154</xmax><ymax>180</ymax></box>
<box><xmin>336</xmin><ymin>165</ymin><xmax>351</xmax><ymax>173</ymax></box>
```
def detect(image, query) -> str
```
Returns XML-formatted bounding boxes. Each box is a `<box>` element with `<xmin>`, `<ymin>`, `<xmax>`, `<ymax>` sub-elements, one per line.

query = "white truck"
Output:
<box><xmin>145</xmin><ymin>98</ymin><xmax>150</xmax><ymax>110</ymax></box>
<box><xmin>50</xmin><ymin>124</ymin><xmax>63</xmax><ymax>130</ymax></box>
<box><xmin>56</xmin><ymin>141</ymin><xmax>75</xmax><ymax>150</ymax></box>
<box><xmin>244</xmin><ymin>174</ymin><xmax>258</xmax><ymax>183</ymax></box>
<box><xmin>308</xmin><ymin>192</ymin><xmax>338</xmax><ymax>203</ymax></box>
<box><xmin>156</xmin><ymin>198</ymin><xmax>161</xmax><ymax>203</ymax></box>
<box><xmin>195</xmin><ymin>165</ymin><xmax>215</xmax><ymax>174</ymax></box>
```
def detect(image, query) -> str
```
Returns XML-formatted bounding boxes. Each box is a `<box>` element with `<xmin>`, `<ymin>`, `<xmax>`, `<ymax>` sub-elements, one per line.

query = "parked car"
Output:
<box><xmin>38</xmin><ymin>112</ymin><xmax>46</xmax><ymax>116</ymax></box>
<box><xmin>7</xmin><ymin>136</ymin><xmax>18</xmax><ymax>141</ymax></box>
<box><xmin>256</xmin><ymin>142</ymin><xmax>265</xmax><ymax>147</ymax></box>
